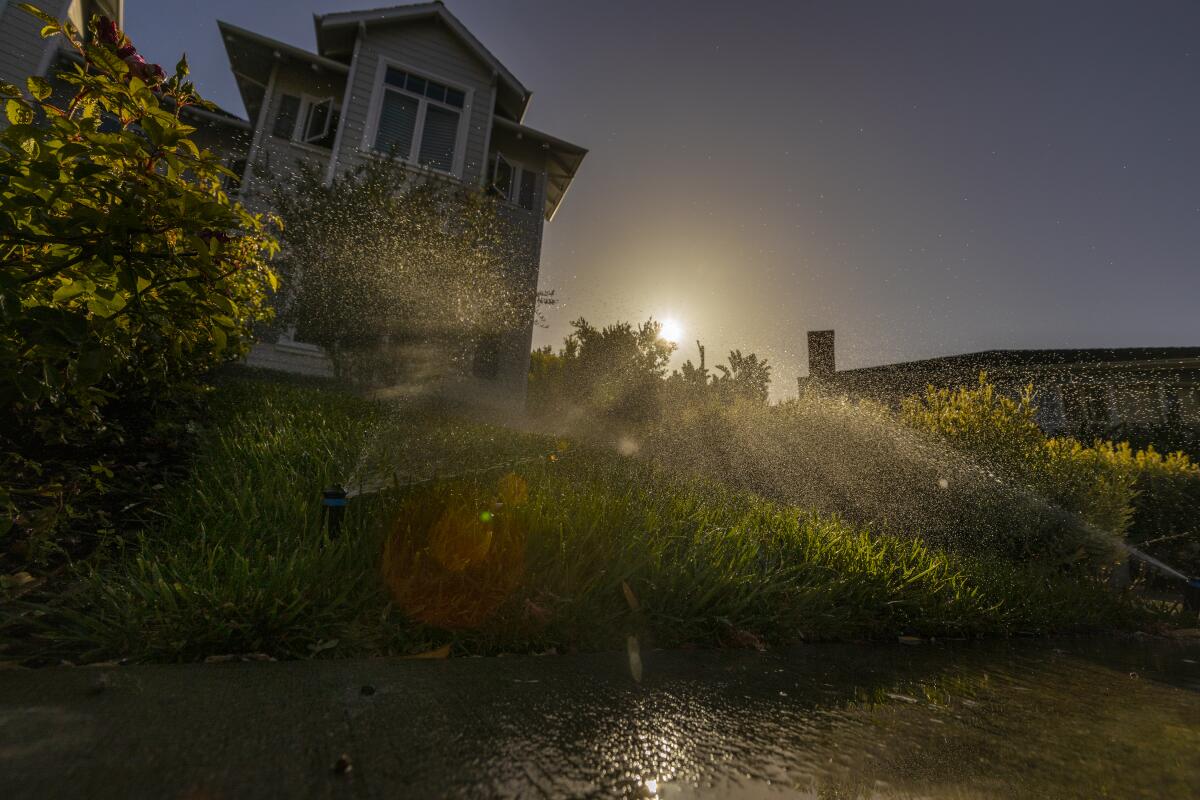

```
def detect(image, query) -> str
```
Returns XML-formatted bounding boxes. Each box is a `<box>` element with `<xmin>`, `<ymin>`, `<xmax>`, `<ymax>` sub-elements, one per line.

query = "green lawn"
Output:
<box><xmin>28</xmin><ymin>372</ymin><xmax>1144</xmax><ymax>663</ymax></box>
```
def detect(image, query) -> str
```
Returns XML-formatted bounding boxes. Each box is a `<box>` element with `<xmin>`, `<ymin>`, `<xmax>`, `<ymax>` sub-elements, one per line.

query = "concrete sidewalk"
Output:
<box><xmin>1</xmin><ymin>642</ymin><xmax>1197</xmax><ymax>799</ymax></box>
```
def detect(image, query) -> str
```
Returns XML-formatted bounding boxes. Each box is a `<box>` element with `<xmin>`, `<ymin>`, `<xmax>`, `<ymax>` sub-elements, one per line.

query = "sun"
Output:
<box><xmin>659</xmin><ymin>317</ymin><xmax>684</xmax><ymax>344</ymax></box>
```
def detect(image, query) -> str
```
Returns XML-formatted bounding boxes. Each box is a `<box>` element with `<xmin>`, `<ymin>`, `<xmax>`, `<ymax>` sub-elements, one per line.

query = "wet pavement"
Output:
<box><xmin>1</xmin><ymin>639</ymin><xmax>1198</xmax><ymax>799</ymax></box>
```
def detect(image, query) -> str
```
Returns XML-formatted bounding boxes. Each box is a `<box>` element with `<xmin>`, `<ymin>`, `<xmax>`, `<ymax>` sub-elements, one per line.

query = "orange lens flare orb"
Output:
<box><xmin>381</xmin><ymin>473</ymin><xmax>532</xmax><ymax>630</ymax></box>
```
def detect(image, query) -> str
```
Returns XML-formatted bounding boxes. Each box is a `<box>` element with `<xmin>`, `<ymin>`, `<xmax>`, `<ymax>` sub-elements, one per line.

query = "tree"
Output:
<box><xmin>535</xmin><ymin>318</ymin><xmax>674</xmax><ymax>423</ymax></box>
<box><xmin>268</xmin><ymin>157</ymin><xmax>531</xmax><ymax>384</ymax></box>
<box><xmin>713</xmin><ymin>349</ymin><xmax>772</xmax><ymax>404</ymax></box>
<box><xmin>667</xmin><ymin>343</ymin><xmax>772</xmax><ymax>405</ymax></box>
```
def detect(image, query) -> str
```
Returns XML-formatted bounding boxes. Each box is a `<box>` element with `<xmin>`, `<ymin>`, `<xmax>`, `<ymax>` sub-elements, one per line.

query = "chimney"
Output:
<box><xmin>807</xmin><ymin>330</ymin><xmax>835</xmax><ymax>381</ymax></box>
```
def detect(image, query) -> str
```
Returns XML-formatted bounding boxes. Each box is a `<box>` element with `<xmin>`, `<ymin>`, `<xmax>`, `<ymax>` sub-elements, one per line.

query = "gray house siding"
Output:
<box><xmin>334</xmin><ymin>19</ymin><xmax>495</xmax><ymax>186</ymax></box>
<box><xmin>0</xmin><ymin>0</ymin><xmax>70</xmax><ymax>89</ymax></box>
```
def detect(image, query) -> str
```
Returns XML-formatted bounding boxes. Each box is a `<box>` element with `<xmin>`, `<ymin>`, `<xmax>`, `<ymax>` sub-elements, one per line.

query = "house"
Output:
<box><xmin>0</xmin><ymin>0</ymin><xmax>253</xmax><ymax>163</ymax></box>
<box><xmin>799</xmin><ymin>330</ymin><xmax>1200</xmax><ymax>444</ymax></box>
<box><xmin>220</xmin><ymin>3</ymin><xmax>587</xmax><ymax>405</ymax></box>
<box><xmin>2</xmin><ymin>0</ymin><xmax>587</xmax><ymax>408</ymax></box>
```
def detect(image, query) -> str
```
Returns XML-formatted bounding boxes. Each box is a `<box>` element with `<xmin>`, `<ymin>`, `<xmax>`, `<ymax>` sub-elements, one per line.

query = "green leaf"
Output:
<box><xmin>26</xmin><ymin>75</ymin><xmax>52</xmax><ymax>101</ymax></box>
<box><xmin>175</xmin><ymin>54</ymin><xmax>190</xmax><ymax>78</ymax></box>
<box><xmin>5</xmin><ymin>99</ymin><xmax>33</xmax><ymax>126</ymax></box>
<box><xmin>52</xmin><ymin>280</ymin><xmax>89</xmax><ymax>303</ymax></box>
<box><xmin>75</xmin><ymin>346</ymin><xmax>111</xmax><ymax>386</ymax></box>
<box><xmin>0</xmin><ymin>81</ymin><xmax>21</xmax><ymax>98</ymax></box>
<box><xmin>73</xmin><ymin>161</ymin><xmax>107</xmax><ymax>180</ymax></box>
<box><xmin>211</xmin><ymin>324</ymin><xmax>227</xmax><ymax>353</ymax></box>
<box><xmin>18</xmin><ymin>3</ymin><xmax>58</xmax><ymax>25</ymax></box>
<box><xmin>84</xmin><ymin>42</ymin><xmax>129</xmax><ymax>78</ymax></box>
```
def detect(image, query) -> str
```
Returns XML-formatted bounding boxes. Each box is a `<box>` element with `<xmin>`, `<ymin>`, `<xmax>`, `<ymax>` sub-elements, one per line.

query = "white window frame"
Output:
<box><xmin>298</xmin><ymin>95</ymin><xmax>334</xmax><ymax>144</ymax></box>
<box><xmin>491</xmin><ymin>152</ymin><xmax>540</xmax><ymax>212</ymax></box>
<box><xmin>290</xmin><ymin>94</ymin><xmax>335</xmax><ymax>145</ymax></box>
<box><xmin>362</xmin><ymin>58</ymin><xmax>473</xmax><ymax>179</ymax></box>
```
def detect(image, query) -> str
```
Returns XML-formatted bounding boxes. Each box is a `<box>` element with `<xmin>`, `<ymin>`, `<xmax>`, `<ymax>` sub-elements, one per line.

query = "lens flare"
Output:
<box><xmin>382</xmin><ymin>476</ymin><xmax>530</xmax><ymax>629</ymax></box>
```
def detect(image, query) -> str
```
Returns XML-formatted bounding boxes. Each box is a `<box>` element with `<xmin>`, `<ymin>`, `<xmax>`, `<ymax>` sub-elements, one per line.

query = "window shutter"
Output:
<box><xmin>418</xmin><ymin>105</ymin><xmax>459</xmax><ymax>171</ymax></box>
<box><xmin>518</xmin><ymin>169</ymin><xmax>538</xmax><ymax>211</ymax></box>
<box><xmin>374</xmin><ymin>91</ymin><xmax>418</xmax><ymax>157</ymax></box>
<box><xmin>272</xmin><ymin>94</ymin><xmax>300</xmax><ymax>139</ymax></box>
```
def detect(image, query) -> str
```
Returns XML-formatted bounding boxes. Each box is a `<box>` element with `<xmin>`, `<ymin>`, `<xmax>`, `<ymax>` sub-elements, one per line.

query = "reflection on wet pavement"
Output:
<box><xmin>0</xmin><ymin>639</ymin><xmax>1197</xmax><ymax>799</ymax></box>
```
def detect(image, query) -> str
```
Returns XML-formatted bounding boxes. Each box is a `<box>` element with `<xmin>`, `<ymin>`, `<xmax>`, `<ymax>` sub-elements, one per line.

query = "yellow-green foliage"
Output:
<box><xmin>1097</xmin><ymin>444</ymin><xmax>1200</xmax><ymax>574</ymax></box>
<box><xmin>900</xmin><ymin>378</ymin><xmax>1046</xmax><ymax>472</ymax></box>
<box><xmin>902</xmin><ymin>375</ymin><xmax>1137</xmax><ymax>560</ymax></box>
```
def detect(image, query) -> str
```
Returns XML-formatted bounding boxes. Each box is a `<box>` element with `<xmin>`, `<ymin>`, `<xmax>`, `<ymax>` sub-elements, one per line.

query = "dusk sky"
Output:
<box><xmin>127</xmin><ymin>0</ymin><xmax>1200</xmax><ymax>397</ymax></box>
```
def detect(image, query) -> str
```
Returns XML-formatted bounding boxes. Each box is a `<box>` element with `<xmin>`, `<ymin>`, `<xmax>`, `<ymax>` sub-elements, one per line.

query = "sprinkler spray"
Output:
<box><xmin>322</xmin><ymin>486</ymin><xmax>348</xmax><ymax>538</ymax></box>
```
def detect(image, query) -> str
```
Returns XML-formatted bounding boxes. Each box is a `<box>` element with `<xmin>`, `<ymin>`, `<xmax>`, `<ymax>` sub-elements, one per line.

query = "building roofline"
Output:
<box><xmin>833</xmin><ymin>347</ymin><xmax>1200</xmax><ymax>378</ymax></box>
<box><xmin>218</xmin><ymin>20</ymin><xmax>350</xmax><ymax>75</ymax></box>
<box><xmin>313</xmin><ymin>2</ymin><xmax>529</xmax><ymax>117</ymax></box>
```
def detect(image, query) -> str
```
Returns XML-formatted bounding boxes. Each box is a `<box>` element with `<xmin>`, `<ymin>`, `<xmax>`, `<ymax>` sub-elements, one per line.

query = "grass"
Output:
<box><xmin>19</xmin><ymin>372</ymin><xmax>1149</xmax><ymax>663</ymax></box>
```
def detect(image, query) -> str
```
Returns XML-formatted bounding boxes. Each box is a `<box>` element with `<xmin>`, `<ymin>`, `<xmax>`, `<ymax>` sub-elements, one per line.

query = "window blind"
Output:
<box><xmin>418</xmin><ymin>105</ymin><xmax>460</xmax><ymax>171</ymax></box>
<box><xmin>374</xmin><ymin>91</ymin><xmax>418</xmax><ymax>157</ymax></box>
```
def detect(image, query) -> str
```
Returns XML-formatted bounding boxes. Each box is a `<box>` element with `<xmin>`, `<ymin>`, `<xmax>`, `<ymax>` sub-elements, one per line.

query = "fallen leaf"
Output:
<box><xmin>898</xmin><ymin>635</ymin><xmax>924</xmax><ymax>645</ymax></box>
<box><xmin>621</xmin><ymin>580</ymin><xmax>640</xmax><ymax>612</ymax></box>
<box><xmin>727</xmin><ymin>628</ymin><xmax>767</xmax><ymax>651</ymax></box>
<box><xmin>404</xmin><ymin>644</ymin><xmax>451</xmax><ymax>660</ymax></box>
<box><xmin>1</xmin><ymin>571</ymin><xmax>35</xmax><ymax>589</ymax></box>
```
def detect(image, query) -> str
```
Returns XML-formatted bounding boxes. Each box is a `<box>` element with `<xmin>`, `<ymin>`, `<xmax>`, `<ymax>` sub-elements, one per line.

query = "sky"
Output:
<box><xmin>126</xmin><ymin>0</ymin><xmax>1200</xmax><ymax>397</ymax></box>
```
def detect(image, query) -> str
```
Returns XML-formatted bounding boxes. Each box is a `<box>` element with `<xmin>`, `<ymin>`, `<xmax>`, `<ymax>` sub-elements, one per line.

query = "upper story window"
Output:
<box><xmin>491</xmin><ymin>154</ymin><xmax>539</xmax><ymax>212</ymax></box>
<box><xmin>272</xmin><ymin>94</ymin><xmax>339</xmax><ymax>149</ymax></box>
<box><xmin>371</xmin><ymin>66</ymin><xmax>467</xmax><ymax>174</ymax></box>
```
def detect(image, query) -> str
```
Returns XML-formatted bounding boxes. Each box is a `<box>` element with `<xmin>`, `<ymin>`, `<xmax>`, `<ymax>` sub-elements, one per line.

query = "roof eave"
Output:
<box><xmin>219</xmin><ymin>20</ymin><xmax>350</xmax><ymax>76</ymax></box>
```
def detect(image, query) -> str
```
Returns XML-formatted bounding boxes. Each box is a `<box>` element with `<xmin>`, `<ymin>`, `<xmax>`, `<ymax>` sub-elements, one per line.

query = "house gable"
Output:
<box><xmin>334</xmin><ymin>16</ymin><xmax>497</xmax><ymax>185</ymax></box>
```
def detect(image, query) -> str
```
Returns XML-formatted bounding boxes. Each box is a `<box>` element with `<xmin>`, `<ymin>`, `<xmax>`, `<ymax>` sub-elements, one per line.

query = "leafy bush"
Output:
<box><xmin>900</xmin><ymin>376</ymin><xmax>1136</xmax><ymax>561</ymax></box>
<box><xmin>1107</xmin><ymin>445</ymin><xmax>1200</xmax><ymax>577</ymax></box>
<box><xmin>1</xmin><ymin>10</ymin><xmax>277</xmax><ymax>555</ymax></box>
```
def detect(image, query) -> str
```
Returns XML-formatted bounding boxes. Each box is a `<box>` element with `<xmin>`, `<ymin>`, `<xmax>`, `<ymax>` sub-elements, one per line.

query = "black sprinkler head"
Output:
<box><xmin>322</xmin><ymin>485</ymin><xmax>348</xmax><ymax>538</ymax></box>
<box><xmin>1185</xmin><ymin>578</ymin><xmax>1200</xmax><ymax>617</ymax></box>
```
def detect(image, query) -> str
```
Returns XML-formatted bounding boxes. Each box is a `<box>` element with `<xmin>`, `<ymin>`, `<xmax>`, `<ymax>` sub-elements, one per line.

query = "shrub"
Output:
<box><xmin>901</xmin><ymin>376</ymin><xmax>1136</xmax><ymax>563</ymax></box>
<box><xmin>1108</xmin><ymin>445</ymin><xmax>1200</xmax><ymax>577</ymax></box>
<box><xmin>1</xmin><ymin>10</ymin><xmax>277</xmax><ymax>554</ymax></box>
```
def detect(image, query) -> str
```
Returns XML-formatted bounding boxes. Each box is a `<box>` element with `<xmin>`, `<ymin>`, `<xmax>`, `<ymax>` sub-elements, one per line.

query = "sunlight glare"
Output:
<box><xmin>659</xmin><ymin>317</ymin><xmax>684</xmax><ymax>344</ymax></box>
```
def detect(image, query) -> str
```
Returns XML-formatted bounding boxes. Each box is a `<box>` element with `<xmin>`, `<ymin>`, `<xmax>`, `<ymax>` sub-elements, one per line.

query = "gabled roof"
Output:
<box><xmin>218</xmin><ymin>20</ymin><xmax>348</xmax><ymax>126</ymax></box>
<box><xmin>314</xmin><ymin>2</ymin><xmax>530</xmax><ymax>120</ymax></box>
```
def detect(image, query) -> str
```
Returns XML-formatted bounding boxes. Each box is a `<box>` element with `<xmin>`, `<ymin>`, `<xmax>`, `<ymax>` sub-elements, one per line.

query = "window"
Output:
<box><xmin>492</xmin><ymin>154</ymin><xmax>514</xmax><ymax>198</ymax></box>
<box><xmin>491</xmin><ymin>153</ymin><xmax>540</xmax><ymax>212</ymax></box>
<box><xmin>371</xmin><ymin>66</ymin><xmax>467</xmax><ymax>173</ymax></box>
<box><xmin>272</xmin><ymin>94</ymin><xmax>338</xmax><ymax>149</ymax></box>
<box><xmin>302</xmin><ymin>98</ymin><xmax>333</xmax><ymax>144</ymax></box>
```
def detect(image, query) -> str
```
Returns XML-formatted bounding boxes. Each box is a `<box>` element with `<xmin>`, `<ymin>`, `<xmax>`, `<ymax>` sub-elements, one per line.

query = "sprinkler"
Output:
<box><xmin>322</xmin><ymin>486</ymin><xmax>348</xmax><ymax>538</ymax></box>
<box><xmin>1185</xmin><ymin>578</ymin><xmax>1200</xmax><ymax>618</ymax></box>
